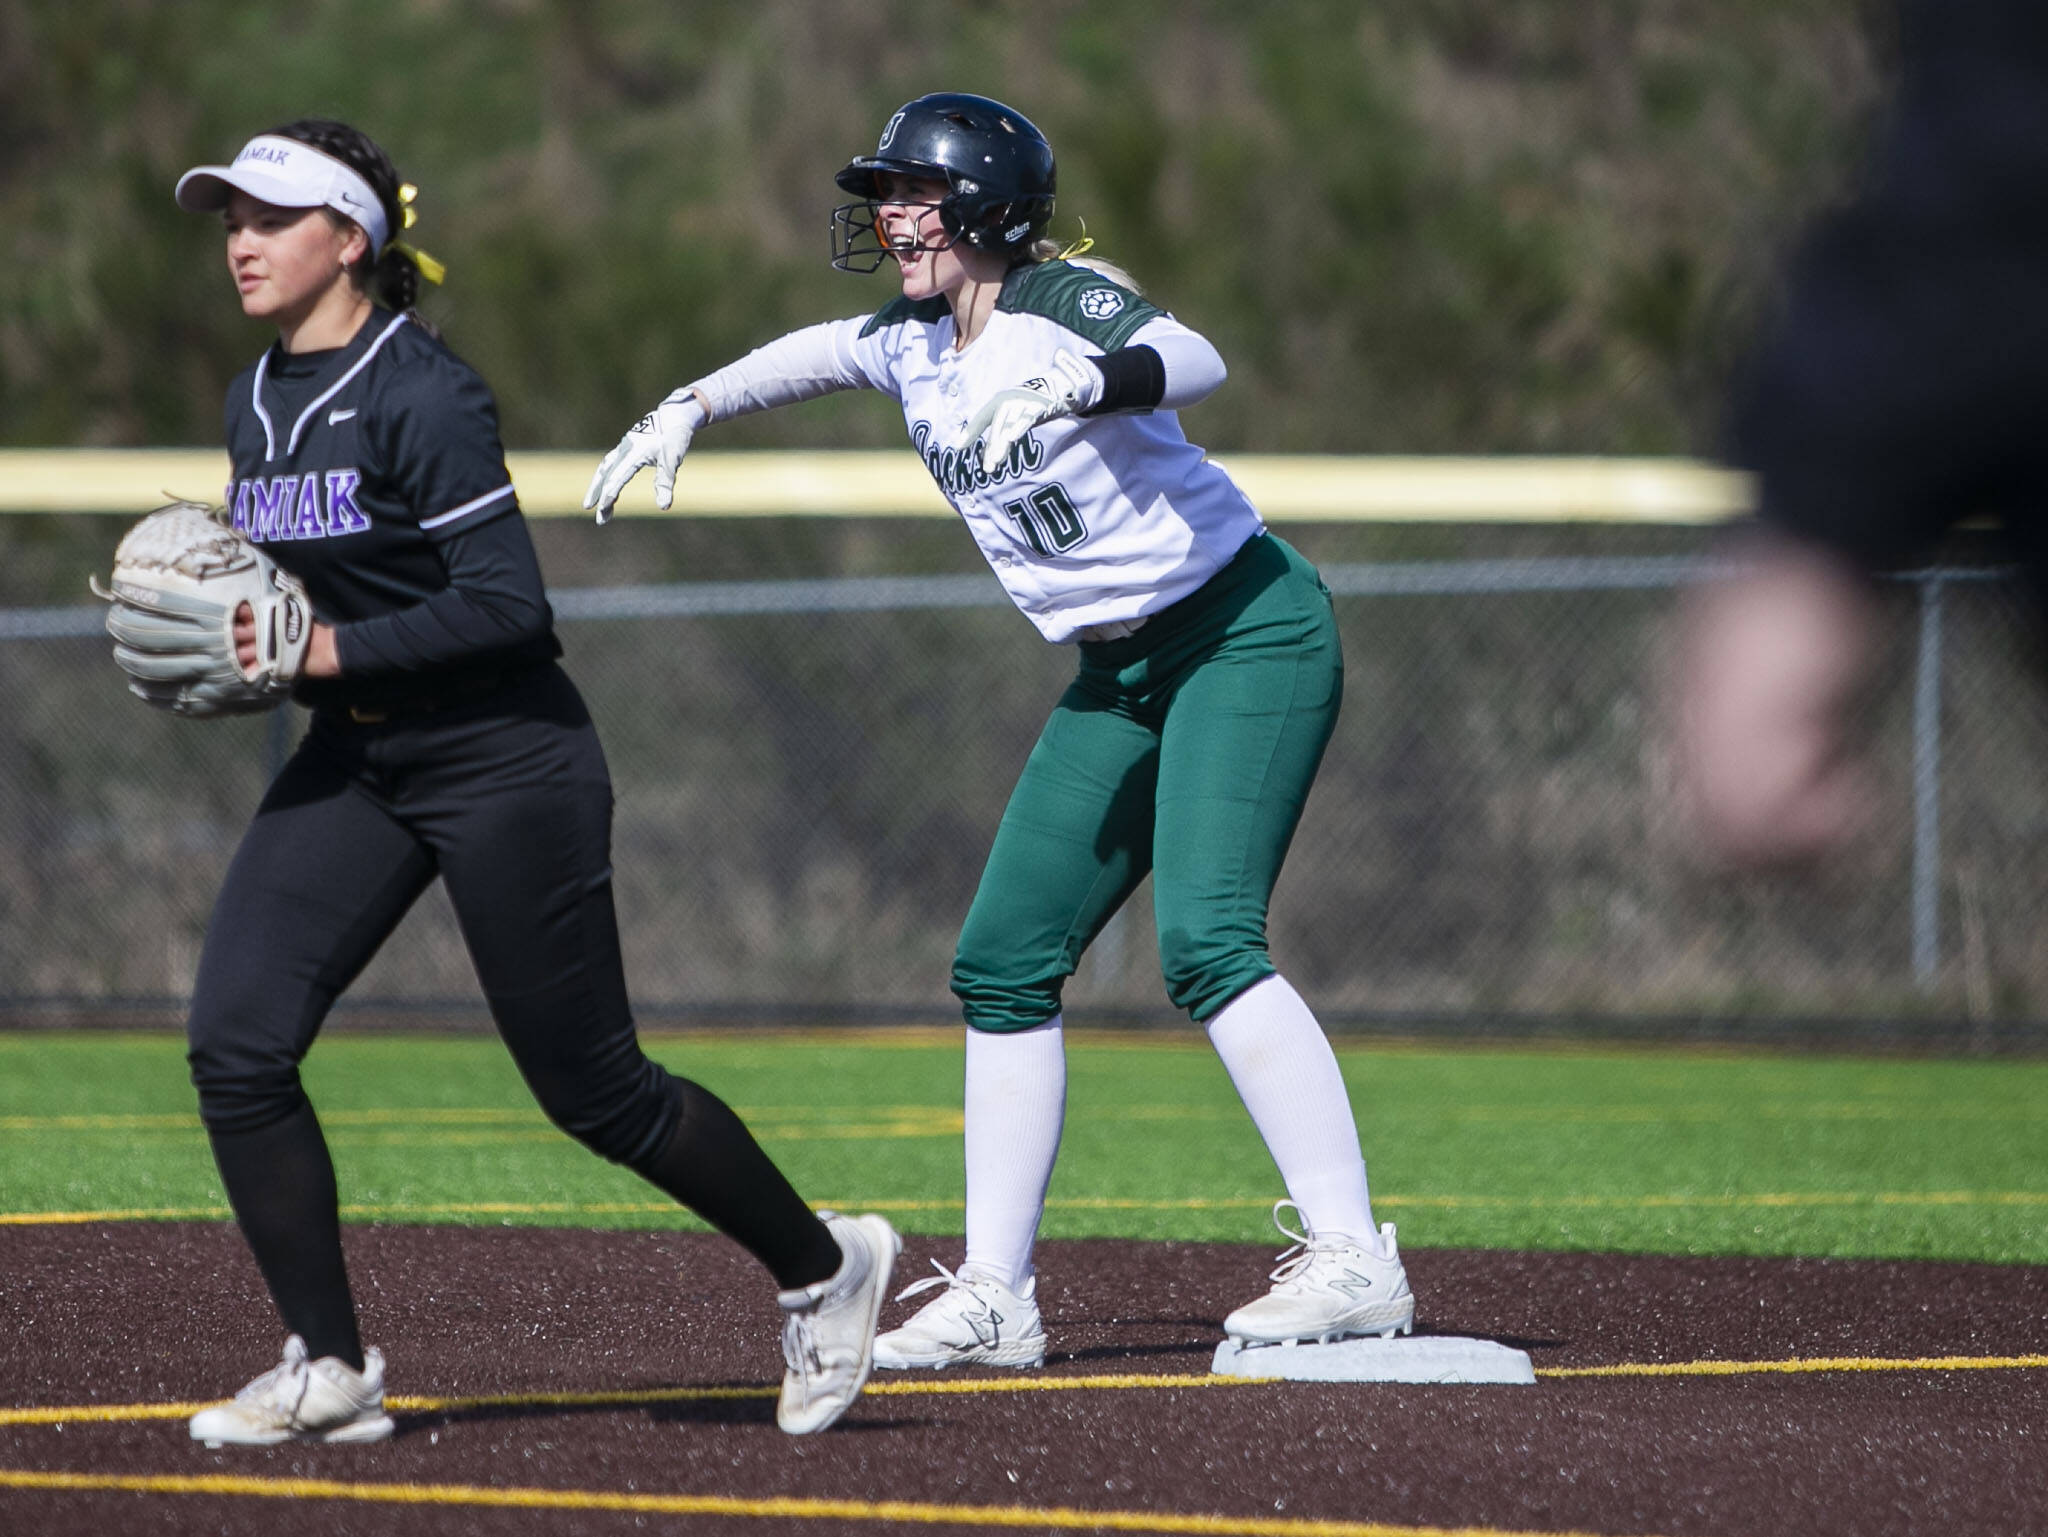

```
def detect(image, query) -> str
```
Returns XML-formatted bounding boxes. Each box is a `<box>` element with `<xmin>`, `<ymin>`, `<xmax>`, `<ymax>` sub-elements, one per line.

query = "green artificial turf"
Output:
<box><xmin>3</xmin><ymin>1030</ymin><xmax>2043</xmax><ymax>1262</ymax></box>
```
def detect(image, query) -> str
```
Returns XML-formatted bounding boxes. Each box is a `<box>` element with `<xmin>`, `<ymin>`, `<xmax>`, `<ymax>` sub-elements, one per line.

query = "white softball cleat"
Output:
<box><xmin>1223</xmin><ymin>1202</ymin><xmax>1416</xmax><ymax>1347</ymax></box>
<box><xmin>873</xmin><ymin>1260</ymin><xmax>1048</xmax><ymax>1370</ymax></box>
<box><xmin>775</xmin><ymin>1211</ymin><xmax>902</xmax><ymax>1435</ymax></box>
<box><xmin>188</xmin><ymin>1334</ymin><xmax>395</xmax><ymax>1447</ymax></box>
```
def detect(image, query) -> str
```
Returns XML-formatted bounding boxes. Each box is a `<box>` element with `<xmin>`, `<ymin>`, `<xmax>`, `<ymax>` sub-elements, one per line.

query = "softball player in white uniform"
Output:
<box><xmin>589</xmin><ymin>92</ymin><xmax>1414</xmax><ymax>1366</ymax></box>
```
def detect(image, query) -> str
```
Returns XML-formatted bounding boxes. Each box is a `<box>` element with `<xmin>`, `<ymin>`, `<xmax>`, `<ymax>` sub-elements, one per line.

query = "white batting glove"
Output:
<box><xmin>961</xmin><ymin>349</ymin><xmax>1104</xmax><ymax>475</ymax></box>
<box><xmin>583</xmin><ymin>389</ymin><xmax>707</xmax><ymax>524</ymax></box>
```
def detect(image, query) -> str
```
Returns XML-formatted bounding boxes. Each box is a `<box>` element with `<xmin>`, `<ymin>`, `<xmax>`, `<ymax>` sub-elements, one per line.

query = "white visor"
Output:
<box><xmin>175</xmin><ymin>135</ymin><xmax>390</xmax><ymax>253</ymax></box>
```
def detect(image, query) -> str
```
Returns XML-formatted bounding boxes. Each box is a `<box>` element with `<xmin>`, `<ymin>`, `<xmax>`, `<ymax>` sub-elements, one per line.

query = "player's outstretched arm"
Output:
<box><xmin>584</xmin><ymin>390</ymin><xmax>708</xmax><ymax>524</ymax></box>
<box><xmin>585</xmin><ymin>320</ymin><xmax>880</xmax><ymax>524</ymax></box>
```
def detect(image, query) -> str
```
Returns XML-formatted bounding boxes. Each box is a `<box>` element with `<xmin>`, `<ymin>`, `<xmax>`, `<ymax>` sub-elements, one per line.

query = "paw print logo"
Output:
<box><xmin>1077</xmin><ymin>287</ymin><xmax>1125</xmax><ymax>321</ymax></box>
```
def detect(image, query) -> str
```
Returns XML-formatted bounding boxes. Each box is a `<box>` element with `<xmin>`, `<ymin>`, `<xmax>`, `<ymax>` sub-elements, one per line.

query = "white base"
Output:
<box><xmin>1211</xmin><ymin>1334</ymin><xmax>1536</xmax><ymax>1385</ymax></box>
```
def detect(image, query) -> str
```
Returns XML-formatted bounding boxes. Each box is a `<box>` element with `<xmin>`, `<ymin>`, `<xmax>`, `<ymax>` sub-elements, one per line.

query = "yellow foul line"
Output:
<box><xmin>0</xmin><ymin>1207</ymin><xmax>234</xmax><ymax>1225</ymax></box>
<box><xmin>0</xmin><ymin>1467</ymin><xmax>1633</xmax><ymax>1536</ymax></box>
<box><xmin>7</xmin><ymin>1355</ymin><xmax>2046</xmax><ymax>1428</ymax></box>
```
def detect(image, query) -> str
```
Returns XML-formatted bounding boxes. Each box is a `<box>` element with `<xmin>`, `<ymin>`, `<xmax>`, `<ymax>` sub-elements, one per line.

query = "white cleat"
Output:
<box><xmin>1223</xmin><ymin>1202</ymin><xmax>1416</xmax><ymax>1347</ymax></box>
<box><xmin>873</xmin><ymin>1260</ymin><xmax>1048</xmax><ymax>1370</ymax></box>
<box><xmin>775</xmin><ymin>1211</ymin><xmax>902</xmax><ymax>1434</ymax></box>
<box><xmin>188</xmin><ymin>1335</ymin><xmax>395</xmax><ymax>1447</ymax></box>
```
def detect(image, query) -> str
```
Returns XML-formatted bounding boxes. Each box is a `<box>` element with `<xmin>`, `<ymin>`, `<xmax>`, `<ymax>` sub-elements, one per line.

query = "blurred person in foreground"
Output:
<box><xmin>1679</xmin><ymin>0</ymin><xmax>2048</xmax><ymax>863</ymax></box>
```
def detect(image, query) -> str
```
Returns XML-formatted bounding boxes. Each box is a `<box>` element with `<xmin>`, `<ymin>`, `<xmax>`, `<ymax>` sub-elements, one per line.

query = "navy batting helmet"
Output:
<box><xmin>831</xmin><ymin>93</ymin><xmax>1056</xmax><ymax>272</ymax></box>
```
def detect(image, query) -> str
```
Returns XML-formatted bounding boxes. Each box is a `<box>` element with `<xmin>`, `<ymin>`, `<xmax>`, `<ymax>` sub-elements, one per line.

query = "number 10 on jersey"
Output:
<box><xmin>1003</xmin><ymin>483</ymin><xmax>1088</xmax><ymax>555</ymax></box>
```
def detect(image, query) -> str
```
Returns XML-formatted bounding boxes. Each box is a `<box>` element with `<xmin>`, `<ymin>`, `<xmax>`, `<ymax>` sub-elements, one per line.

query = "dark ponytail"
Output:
<box><xmin>268</xmin><ymin>117</ymin><xmax>440</xmax><ymax>334</ymax></box>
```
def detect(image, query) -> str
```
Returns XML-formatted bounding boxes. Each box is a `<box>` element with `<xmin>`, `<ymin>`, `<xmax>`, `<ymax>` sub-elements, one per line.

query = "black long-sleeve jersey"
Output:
<box><xmin>221</xmin><ymin>308</ymin><xmax>561</xmax><ymax>711</ymax></box>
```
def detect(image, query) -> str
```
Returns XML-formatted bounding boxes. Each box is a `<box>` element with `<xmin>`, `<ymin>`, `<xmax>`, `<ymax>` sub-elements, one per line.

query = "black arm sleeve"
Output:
<box><xmin>331</xmin><ymin>510</ymin><xmax>554</xmax><ymax>677</ymax></box>
<box><xmin>1080</xmin><ymin>344</ymin><xmax>1167</xmax><ymax>416</ymax></box>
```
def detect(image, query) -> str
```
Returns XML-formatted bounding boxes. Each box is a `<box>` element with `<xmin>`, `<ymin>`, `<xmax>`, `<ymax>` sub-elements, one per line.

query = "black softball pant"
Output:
<box><xmin>186</xmin><ymin>665</ymin><xmax>675</xmax><ymax>1163</ymax></box>
<box><xmin>186</xmin><ymin>666</ymin><xmax>839</xmax><ymax>1363</ymax></box>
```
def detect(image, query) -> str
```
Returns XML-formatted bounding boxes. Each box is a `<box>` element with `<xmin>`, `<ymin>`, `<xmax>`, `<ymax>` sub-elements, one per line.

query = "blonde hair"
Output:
<box><xmin>1023</xmin><ymin>236</ymin><xmax>1143</xmax><ymax>295</ymax></box>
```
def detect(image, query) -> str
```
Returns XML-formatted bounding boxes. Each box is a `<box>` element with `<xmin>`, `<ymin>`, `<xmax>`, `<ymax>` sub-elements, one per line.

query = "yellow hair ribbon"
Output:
<box><xmin>384</xmin><ymin>185</ymin><xmax>445</xmax><ymax>283</ymax></box>
<box><xmin>389</xmin><ymin>240</ymin><xmax>447</xmax><ymax>285</ymax></box>
<box><xmin>1055</xmin><ymin>219</ymin><xmax>1094</xmax><ymax>261</ymax></box>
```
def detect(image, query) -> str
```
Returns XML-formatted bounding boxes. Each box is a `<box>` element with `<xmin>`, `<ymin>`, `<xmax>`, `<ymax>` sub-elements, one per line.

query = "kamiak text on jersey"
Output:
<box><xmin>229</xmin><ymin>470</ymin><xmax>370</xmax><ymax>542</ymax></box>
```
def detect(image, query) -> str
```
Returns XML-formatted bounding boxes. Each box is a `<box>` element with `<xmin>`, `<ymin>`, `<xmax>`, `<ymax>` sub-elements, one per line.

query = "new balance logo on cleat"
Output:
<box><xmin>1222</xmin><ymin>1203</ymin><xmax>1417</xmax><ymax>1348</ymax></box>
<box><xmin>874</xmin><ymin>1260</ymin><xmax>1048</xmax><ymax>1370</ymax></box>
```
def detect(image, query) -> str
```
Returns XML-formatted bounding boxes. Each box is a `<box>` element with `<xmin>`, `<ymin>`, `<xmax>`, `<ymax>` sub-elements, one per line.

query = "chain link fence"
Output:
<box><xmin>3</xmin><ymin>552</ymin><xmax>2043</xmax><ymax>1037</ymax></box>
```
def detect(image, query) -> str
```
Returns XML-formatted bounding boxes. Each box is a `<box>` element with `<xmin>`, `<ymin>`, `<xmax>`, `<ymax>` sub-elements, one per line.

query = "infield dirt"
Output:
<box><xmin>3</xmin><ymin>1222</ymin><xmax>2044</xmax><ymax>1535</ymax></box>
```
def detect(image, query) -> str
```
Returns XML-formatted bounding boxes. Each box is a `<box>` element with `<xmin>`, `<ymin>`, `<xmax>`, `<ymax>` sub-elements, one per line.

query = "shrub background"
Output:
<box><xmin>4</xmin><ymin>0</ymin><xmax>1886</xmax><ymax>456</ymax></box>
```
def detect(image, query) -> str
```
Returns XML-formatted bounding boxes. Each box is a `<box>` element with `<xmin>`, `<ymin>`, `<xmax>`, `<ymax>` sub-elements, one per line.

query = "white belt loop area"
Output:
<box><xmin>1075</xmin><ymin>615</ymin><xmax>1150</xmax><ymax>644</ymax></box>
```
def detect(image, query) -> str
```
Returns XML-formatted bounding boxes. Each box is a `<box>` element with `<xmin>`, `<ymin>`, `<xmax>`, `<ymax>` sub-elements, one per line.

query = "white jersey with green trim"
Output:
<box><xmin>836</xmin><ymin>261</ymin><xmax>1265</xmax><ymax>643</ymax></box>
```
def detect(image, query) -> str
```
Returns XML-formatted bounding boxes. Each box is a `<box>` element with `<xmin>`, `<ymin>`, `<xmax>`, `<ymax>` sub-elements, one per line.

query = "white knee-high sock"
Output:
<box><xmin>962</xmin><ymin>1015</ymin><xmax>1066</xmax><ymax>1291</ymax></box>
<box><xmin>1205</xmin><ymin>974</ymin><xmax>1379</xmax><ymax>1250</ymax></box>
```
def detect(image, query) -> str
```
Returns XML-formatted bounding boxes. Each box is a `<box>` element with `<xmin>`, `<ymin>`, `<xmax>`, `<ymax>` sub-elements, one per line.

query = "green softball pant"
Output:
<box><xmin>951</xmin><ymin>533</ymin><xmax>1343</xmax><ymax>1031</ymax></box>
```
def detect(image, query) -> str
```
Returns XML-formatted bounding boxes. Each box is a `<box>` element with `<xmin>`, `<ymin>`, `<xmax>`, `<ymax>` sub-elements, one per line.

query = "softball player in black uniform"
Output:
<box><xmin>172</xmin><ymin>119</ymin><xmax>896</xmax><ymax>1444</ymax></box>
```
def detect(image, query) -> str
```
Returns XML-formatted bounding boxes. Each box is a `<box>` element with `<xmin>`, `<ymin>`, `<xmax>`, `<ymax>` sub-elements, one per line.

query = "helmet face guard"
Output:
<box><xmin>830</xmin><ymin>192</ymin><xmax>958</xmax><ymax>275</ymax></box>
<box><xmin>829</xmin><ymin>93</ymin><xmax>1054</xmax><ymax>273</ymax></box>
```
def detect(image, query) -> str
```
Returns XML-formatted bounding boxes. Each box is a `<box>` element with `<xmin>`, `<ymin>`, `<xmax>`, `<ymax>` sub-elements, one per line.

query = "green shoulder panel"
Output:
<box><xmin>859</xmin><ymin>294</ymin><xmax>953</xmax><ymax>339</ymax></box>
<box><xmin>996</xmin><ymin>261</ymin><xmax>1164</xmax><ymax>351</ymax></box>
